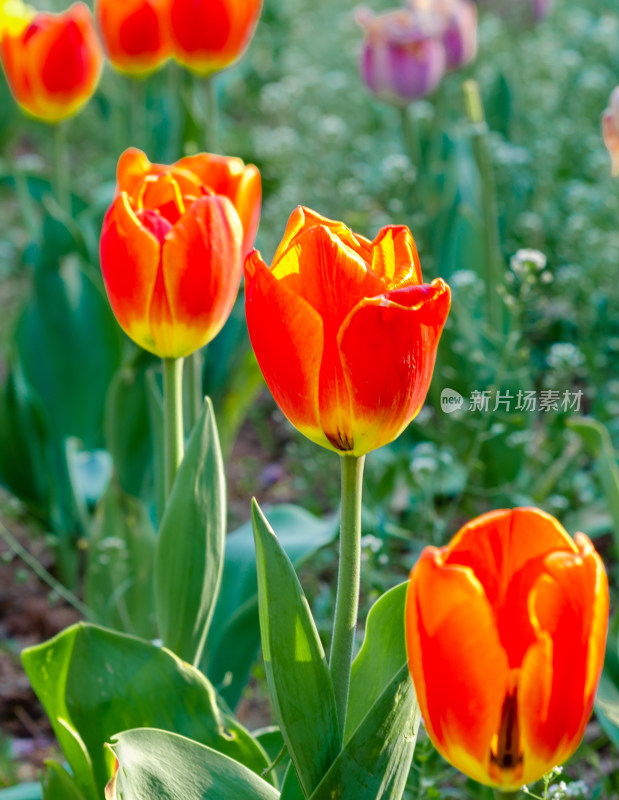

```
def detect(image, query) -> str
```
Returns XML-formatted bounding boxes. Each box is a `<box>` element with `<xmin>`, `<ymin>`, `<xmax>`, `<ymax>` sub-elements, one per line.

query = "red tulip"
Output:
<box><xmin>169</xmin><ymin>0</ymin><xmax>262</xmax><ymax>76</ymax></box>
<box><xmin>96</xmin><ymin>0</ymin><xmax>170</xmax><ymax>75</ymax></box>
<box><xmin>245</xmin><ymin>206</ymin><xmax>450</xmax><ymax>456</ymax></box>
<box><xmin>603</xmin><ymin>86</ymin><xmax>619</xmax><ymax>178</ymax></box>
<box><xmin>0</xmin><ymin>1</ymin><xmax>102</xmax><ymax>123</ymax></box>
<box><xmin>405</xmin><ymin>507</ymin><xmax>609</xmax><ymax>790</ymax></box>
<box><xmin>100</xmin><ymin>148</ymin><xmax>261</xmax><ymax>358</ymax></box>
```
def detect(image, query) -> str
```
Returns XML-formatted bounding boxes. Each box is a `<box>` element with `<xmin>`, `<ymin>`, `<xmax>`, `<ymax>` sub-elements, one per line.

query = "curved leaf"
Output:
<box><xmin>252</xmin><ymin>500</ymin><xmax>340</xmax><ymax>797</ymax></box>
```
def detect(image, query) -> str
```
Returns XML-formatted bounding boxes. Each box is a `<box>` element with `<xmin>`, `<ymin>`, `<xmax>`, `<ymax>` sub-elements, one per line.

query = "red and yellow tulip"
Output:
<box><xmin>0</xmin><ymin>1</ymin><xmax>102</xmax><ymax>123</ymax></box>
<box><xmin>96</xmin><ymin>0</ymin><xmax>170</xmax><ymax>75</ymax></box>
<box><xmin>169</xmin><ymin>0</ymin><xmax>262</xmax><ymax>76</ymax></box>
<box><xmin>245</xmin><ymin>206</ymin><xmax>450</xmax><ymax>457</ymax></box>
<box><xmin>100</xmin><ymin>148</ymin><xmax>261</xmax><ymax>359</ymax></box>
<box><xmin>405</xmin><ymin>507</ymin><xmax>609</xmax><ymax>790</ymax></box>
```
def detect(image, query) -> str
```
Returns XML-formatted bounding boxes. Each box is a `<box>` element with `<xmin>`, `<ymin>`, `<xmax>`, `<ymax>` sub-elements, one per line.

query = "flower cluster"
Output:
<box><xmin>0</xmin><ymin>0</ymin><xmax>262</xmax><ymax>122</ymax></box>
<box><xmin>356</xmin><ymin>0</ymin><xmax>477</xmax><ymax>106</ymax></box>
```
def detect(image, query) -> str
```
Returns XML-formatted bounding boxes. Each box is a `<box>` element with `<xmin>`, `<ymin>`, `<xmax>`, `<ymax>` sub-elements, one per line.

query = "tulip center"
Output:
<box><xmin>490</xmin><ymin>687</ymin><xmax>523</xmax><ymax>773</ymax></box>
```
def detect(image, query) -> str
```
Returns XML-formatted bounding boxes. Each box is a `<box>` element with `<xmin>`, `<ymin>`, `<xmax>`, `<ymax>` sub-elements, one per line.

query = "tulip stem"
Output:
<box><xmin>53</xmin><ymin>122</ymin><xmax>71</xmax><ymax>214</ymax></box>
<box><xmin>494</xmin><ymin>792</ymin><xmax>521</xmax><ymax>799</ymax></box>
<box><xmin>330</xmin><ymin>453</ymin><xmax>365</xmax><ymax>734</ymax></box>
<box><xmin>204</xmin><ymin>76</ymin><xmax>218</xmax><ymax>152</ymax></box>
<box><xmin>163</xmin><ymin>357</ymin><xmax>185</xmax><ymax>499</ymax></box>
<box><xmin>186</xmin><ymin>349</ymin><xmax>204</xmax><ymax>433</ymax></box>
<box><xmin>463</xmin><ymin>79</ymin><xmax>506</xmax><ymax>335</ymax></box>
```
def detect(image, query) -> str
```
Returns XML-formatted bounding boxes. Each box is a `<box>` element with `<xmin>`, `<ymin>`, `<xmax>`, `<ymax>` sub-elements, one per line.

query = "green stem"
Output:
<box><xmin>330</xmin><ymin>453</ymin><xmax>365</xmax><ymax>734</ymax></box>
<box><xmin>462</xmin><ymin>79</ymin><xmax>506</xmax><ymax>335</ymax></box>
<box><xmin>185</xmin><ymin>349</ymin><xmax>204</xmax><ymax>433</ymax></box>
<box><xmin>400</xmin><ymin>104</ymin><xmax>421</xmax><ymax>175</ymax></box>
<box><xmin>53</xmin><ymin>122</ymin><xmax>70</xmax><ymax>214</ymax></box>
<box><xmin>163</xmin><ymin>357</ymin><xmax>185</xmax><ymax>499</ymax></box>
<box><xmin>494</xmin><ymin>791</ymin><xmax>521</xmax><ymax>800</ymax></box>
<box><xmin>204</xmin><ymin>75</ymin><xmax>218</xmax><ymax>152</ymax></box>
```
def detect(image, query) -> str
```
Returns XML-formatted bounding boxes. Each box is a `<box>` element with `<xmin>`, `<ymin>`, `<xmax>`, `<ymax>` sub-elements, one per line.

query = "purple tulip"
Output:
<box><xmin>356</xmin><ymin>6</ymin><xmax>447</xmax><ymax>106</ymax></box>
<box><xmin>602</xmin><ymin>86</ymin><xmax>619</xmax><ymax>177</ymax></box>
<box><xmin>438</xmin><ymin>0</ymin><xmax>477</xmax><ymax>71</ymax></box>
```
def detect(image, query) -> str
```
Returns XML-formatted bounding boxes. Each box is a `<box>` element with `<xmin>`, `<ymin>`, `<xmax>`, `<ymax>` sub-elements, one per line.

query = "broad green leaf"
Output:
<box><xmin>310</xmin><ymin>666</ymin><xmax>420</xmax><ymax>800</ymax></box>
<box><xmin>252</xmin><ymin>500</ymin><xmax>340</xmax><ymax>797</ymax></box>
<box><xmin>22</xmin><ymin>623</ymin><xmax>271</xmax><ymax>800</ymax></box>
<box><xmin>16</xmin><ymin>255</ymin><xmax>122</xmax><ymax>450</ymax></box>
<box><xmin>104</xmin><ymin>359</ymin><xmax>156</xmax><ymax>503</ymax></box>
<box><xmin>0</xmin><ymin>784</ymin><xmax>42</xmax><ymax>800</ymax></box>
<box><xmin>155</xmin><ymin>397</ymin><xmax>225</xmax><ymax>665</ymax></box>
<box><xmin>567</xmin><ymin>417</ymin><xmax>619</xmax><ymax>552</ymax></box>
<box><xmin>205</xmin><ymin>504</ymin><xmax>338</xmax><ymax>707</ymax></box>
<box><xmin>345</xmin><ymin>583</ymin><xmax>409</xmax><ymax>741</ymax></box>
<box><xmin>108</xmin><ymin>729</ymin><xmax>279</xmax><ymax>800</ymax></box>
<box><xmin>85</xmin><ymin>481</ymin><xmax>156</xmax><ymax>639</ymax></box>
<box><xmin>42</xmin><ymin>761</ymin><xmax>86</xmax><ymax>800</ymax></box>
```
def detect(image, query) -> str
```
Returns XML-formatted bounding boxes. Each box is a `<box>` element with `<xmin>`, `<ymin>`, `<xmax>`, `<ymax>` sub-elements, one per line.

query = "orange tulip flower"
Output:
<box><xmin>245</xmin><ymin>207</ymin><xmax>450</xmax><ymax>457</ymax></box>
<box><xmin>100</xmin><ymin>148</ymin><xmax>261</xmax><ymax>358</ymax></box>
<box><xmin>405</xmin><ymin>507</ymin><xmax>609</xmax><ymax>790</ymax></box>
<box><xmin>0</xmin><ymin>1</ymin><xmax>102</xmax><ymax>123</ymax></box>
<box><xmin>169</xmin><ymin>0</ymin><xmax>262</xmax><ymax>76</ymax></box>
<box><xmin>96</xmin><ymin>0</ymin><xmax>170</xmax><ymax>75</ymax></box>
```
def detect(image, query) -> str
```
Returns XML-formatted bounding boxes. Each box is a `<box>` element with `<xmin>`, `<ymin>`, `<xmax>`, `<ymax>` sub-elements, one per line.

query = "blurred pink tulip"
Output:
<box><xmin>603</xmin><ymin>86</ymin><xmax>619</xmax><ymax>178</ymax></box>
<box><xmin>356</xmin><ymin>5</ymin><xmax>446</xmax><ymax>106</ymax></box>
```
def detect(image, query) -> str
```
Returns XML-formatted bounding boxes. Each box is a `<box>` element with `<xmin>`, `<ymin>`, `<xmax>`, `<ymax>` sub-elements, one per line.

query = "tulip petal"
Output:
<box><xmin>337</xmin><ymin>278</ymin><xmax>450</xmax><ymax>455</ymax></box>
<box><xmin>159</xmin><ymin>195</ymin><xmax>243</xmax><ymax>357</ymax></box>
<box><xmin>369</xmin><ymin>225</ymin><xmax>421</xmax><ymax>287</ymax></box>
<box><xmin>116</xmin><ymin>147</ymin><xmax>153</xmax><ymax>196</ymax></box>
<box><xmin>245</xmin><ymin>250</ymin><xmax>330</xmax><ymax>450</ymax></box>
<box><xmin>406</xmin><ymin>548</ymin><xmax>510</xmax><ymax>786</ymax></box>
<box><xmin>520</xmin><ymin>535</ymin><xmax>608</xmax><ymax>769</ymax></box>
<box><xmin>272</xmin><ymin>206</ymin><xmax>372</xmax><ymax>270</ymax></box>
<box><xmin>175</xmin><ymin>154</ymin><xmax>261</xmax><ymax>254</ymax></box>
<box><xmin>271</xmin><ymin>225</ymin><xmax>387</xmax><ymax>451</ymax></box>
<box><xmin>99</xmin><ymin>193</ymin><xmax>163</xmax><ymax>353</ymax></box>
<box><xmin>444</xmin><ymin>507</ymin><xmax>579</xmax><ymax>667</ymax></box>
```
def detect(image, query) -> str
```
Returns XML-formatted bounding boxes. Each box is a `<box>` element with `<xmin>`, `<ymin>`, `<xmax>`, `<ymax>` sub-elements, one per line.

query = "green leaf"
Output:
<box><xmin>595</xmin><ymin>635</ymin><xmax>619</xmax><ymax>748</ymax></box>
<box><xmin>567</xmin><ymin>417</ymin><xmax>619</xmax><ymax>552</ymax></box>
<box><xmin>42</xmin><ymin>761</ymin><xmax>86</xmax><ymax>800</ymax></box>
<box><xmin>345</xmin><ymin>583</ymin><xmax>409</xmax><ymax>741</ymax></box>
<box><xmin>145</xmin><ymin>367</ymin><xmax>165</xmax><ymax>524</ymax></box>
<box><xmin>104</xmin><ymin>359</ymin><xmax>156</xmax><ymax>503</ymax></box>
<box><xmin>310</xmin><ymin>666</ymin><xmax>420</xmax><ymax>800</ymax></box>
<box><xmin>108</xmin><ymin>729</ymin><xmax>279</xmax><ymax>800</ymax></box>
<box><xmin>16</xmin><ymin>256</ymin><xmax>123</xmax><ymax>449</ymax></box>
<box><xmin>155</xmin><ymin>397</ymin><xmax>225</xmax><ymax>665</ymax></box>
<box><xmin>205</xmin><ymin>504</ymin><xmax>338</xmax><ymax>708</ymax></box>
<box><xmin>251</xmin><ymin>500</ymin><xmax>341</xmax><ymax>797</ymax></box>
<box><xmin>279</xmin><ymin>765</ymin><xmax>306</xmax><ymax>800</ymax></box>
<box><xmin>85</xmin><ymin>481</ymin><xmax>156</xmax><ymax>639</ymax></box>
<box><xmin>22</xmin><ymin>623</ymin><xmax>271</xmax><ymax>800</ymax></box>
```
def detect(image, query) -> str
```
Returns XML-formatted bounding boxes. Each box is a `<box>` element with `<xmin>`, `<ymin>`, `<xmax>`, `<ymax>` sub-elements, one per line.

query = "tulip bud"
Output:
<box><xmin>0</xmin><ymin>1</ymin><xmax>102</xmax><ymax>123</ymax></box>
<box><xmin>356</xmin><ymin>5</ymin><xmax>446</xmax><ymax>106</ymax></box>
<box><xmin>169</xmin><ymin>0</ymin><xmax>262</xmax><ymax>77</ymax></box>
<box><xmin>96</xmin><ymin>0</ymin><xmax>170</xmax><ymax>76</ymax></box>
<box><xmin>603</xmin><ymin>86</ymin><xmax>619</xmax><ymax>178</ymax></box>
<box><xmin>100</xmin><ymin>148</ymin><xmax>261</xmax><ymax>358</ymax></box>
<box><xmin>437</xmin><ymin>0</ymin><xmax>477</xmax><ymax>71</ymax></box>
<box><xmin>245</xmin><ymin>206</ymin><xmax>450</xmax><ymax>457</ymax></box>
<box><xmin>405</xmin><ymin>507</ymin><xmax>608</xmax><ymax>790</ymax></box>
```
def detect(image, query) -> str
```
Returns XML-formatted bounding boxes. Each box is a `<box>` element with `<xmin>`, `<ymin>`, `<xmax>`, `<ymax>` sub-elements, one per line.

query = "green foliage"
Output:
<box><xmin>204</xmin><ymin>502</ymin><xmax>338</xmax><ymax>707</ymax></box>
<box><xmin>21</xmin><ymin>623</ymin><xmax>271</xmax><ymax>800</ymax></box>
<box><xmin>155</xmin><ymin>398</ymin><xmax>225</xmax><ymax>665</ymax></box>
<box><xmin>251</xmin><ymin>500</ymin><xmax>341</xmax><ymax>797</ymax></box>
<box><xmin>108</xmin><ymin>729</ymin><xmax>278</xmax><ymax>800</ymax></box>
<box><xmin>85</xmin><ymin>481</ymin><xmax>156</xmax><ymax>639</ymax></box>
